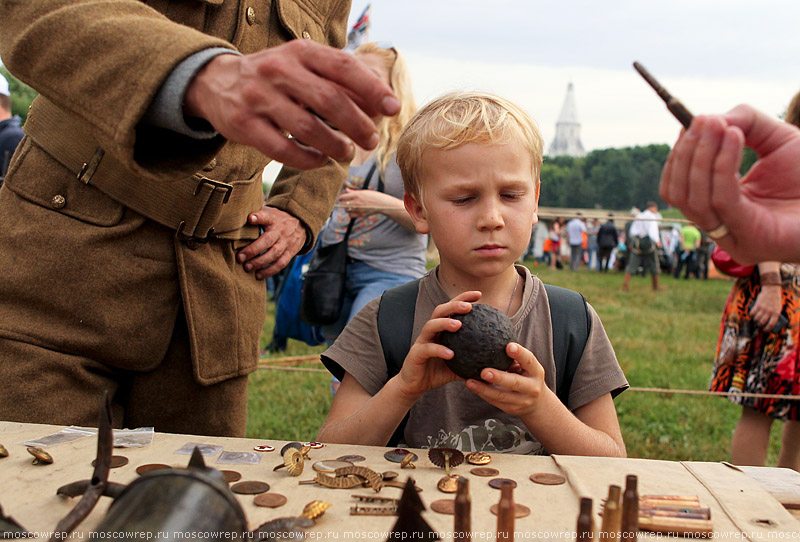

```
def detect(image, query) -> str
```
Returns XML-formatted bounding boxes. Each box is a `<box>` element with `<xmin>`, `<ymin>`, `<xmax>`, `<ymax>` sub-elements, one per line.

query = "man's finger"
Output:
<box><xmin>302</xmin><ymin>42</ymin><xmax>399</xmax><ymax>117</ymax></box>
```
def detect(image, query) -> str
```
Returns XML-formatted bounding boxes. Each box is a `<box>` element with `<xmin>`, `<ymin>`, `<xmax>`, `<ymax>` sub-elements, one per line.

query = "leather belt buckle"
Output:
<box><xmin>194</xmin><ymin>175</ymin><xmax>233</xmax><ymax>203</ymax></box>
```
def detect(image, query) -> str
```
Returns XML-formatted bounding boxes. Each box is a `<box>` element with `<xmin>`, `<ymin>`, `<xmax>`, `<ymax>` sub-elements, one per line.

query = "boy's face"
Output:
<box><xmin>405</xmin><ymin>140</ymin><xmax>540</xmax><ymax>281</ymax></box>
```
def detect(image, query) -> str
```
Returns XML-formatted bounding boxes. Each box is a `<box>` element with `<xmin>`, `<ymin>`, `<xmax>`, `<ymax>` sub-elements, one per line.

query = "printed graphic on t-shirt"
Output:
<box><xmin>425</xmin><ymin>419</ymin><xmax>544</xmax><ymax>455</ymax></box>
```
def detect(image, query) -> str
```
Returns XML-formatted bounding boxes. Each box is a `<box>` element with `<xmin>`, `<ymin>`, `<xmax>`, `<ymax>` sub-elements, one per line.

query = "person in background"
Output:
<box><xmin>0</xmin><ymin>73</ymin><xmax>24</xmax><ymax>180</ymax></box>
<box><xmin>587</xmin><ymin>218</ymin><xmax>599</xmax><ymax>270</ymax></box>
<box><xmin>548</xmin><ymin>217</ymin><xmax>563</xmax><ymax>270</ymax></box>
<box><xmin>596</xmin><ymin>214</ymin><xmax>618</xmax><ymax>272</ymax></box>
<box><xmin>318</xmin><ymin>43</ymin><xmax>426</xmax><ymax>393</ymax></box>
<box><xmin>673</xmin><ymin>222</ymin><xmax>701</xmax><ymax>279</ymax></box>
<box><xmin>566</xmin><ymin>214</ymin><xmax>586</xmax><ymax>272</ymax></box>
<box><xmin>622</xmin><ymin>201</ymin><xmax>664</xmax><ymax>291</ymax></box>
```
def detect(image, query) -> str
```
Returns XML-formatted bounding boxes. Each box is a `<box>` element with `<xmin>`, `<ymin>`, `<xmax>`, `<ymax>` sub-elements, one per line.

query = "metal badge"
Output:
<box><xmin>400</xmin><ymin>454</ymin><xmax>416</xmax><ymax>469</ymax></box>
<box><xmin>301</xmin><ymin>501</ymin><xmax>332</xmax><ymax>520</ymax></box>
<box><xmin>466</xmin><ymin>451</ymin><xmax>492</xmax><ymax>465</ymax></box>
<box><xmin>428</xmin><ymin>448</ymin><xmax>464</xmax><ymax>475</ymax></box>
<box><xmin>384</xmin><ymin>449</ymin><xmax>418</xmax><ymax>463</ymax></box>
<box><xmin>303</xmin><ymin>442</ymin><xmax>324</xmax><ymax>449</ymax></box>
<box><xmin>335</xmin><ymin>466</ymin><xmax>383</xmax><ymax>492</ymax></box>
<box><xmin>254</xmin><ymin>445</ymin><xmax>275</xmax><ymax>452</ymax></box>
<box><xmin>284</xmin><ymin>448</ymin><xmax>305</xmax><ymax>477</ymax></box>
<box><xmin>27</xmin><ymin>446</ymin><xmax>53</xmax><ymax>465</ymax></box>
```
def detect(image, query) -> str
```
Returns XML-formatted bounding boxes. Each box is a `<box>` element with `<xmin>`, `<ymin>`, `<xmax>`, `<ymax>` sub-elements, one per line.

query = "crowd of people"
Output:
<box><xmin>0</xmin><ymin>1</ymin><xmax>798</xmax><ymax>470</ymax></box>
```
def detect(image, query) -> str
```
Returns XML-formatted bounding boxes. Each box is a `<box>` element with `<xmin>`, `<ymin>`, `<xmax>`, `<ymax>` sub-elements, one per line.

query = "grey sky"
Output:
<box><xmin>351</xmin><ymin>0</ymin><xmax>800</xmax><ymax>151</ymax></box>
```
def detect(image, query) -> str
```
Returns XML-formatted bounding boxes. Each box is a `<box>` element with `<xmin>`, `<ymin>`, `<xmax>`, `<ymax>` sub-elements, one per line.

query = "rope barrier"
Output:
<box><xmin>628</xmin><ymin>387</ymin><xmax>800</xmax><ymax>401</ymax></box>
<box><xmin>258</xmin><ymin>357</ymin><xmax>800</xmax><ymax>400</ymax></box>
<box><xmin>333</xmin><ymin>205</ymin><xmax>696</xmax><ymax>225</ymax></box>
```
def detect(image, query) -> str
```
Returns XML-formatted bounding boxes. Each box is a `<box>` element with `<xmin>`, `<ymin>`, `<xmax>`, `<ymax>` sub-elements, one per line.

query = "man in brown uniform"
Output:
<box><xmin>0</xmin><ymin>1</ymin><xmax>398</xmax><ymax>436</ymax></box>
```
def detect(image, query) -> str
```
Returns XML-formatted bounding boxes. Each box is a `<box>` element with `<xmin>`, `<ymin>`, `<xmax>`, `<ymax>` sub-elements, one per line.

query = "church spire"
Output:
<box><xmin>548</xmin><ymin>82</ymin><xmax>586</xmax><ymax>157</ymax></box>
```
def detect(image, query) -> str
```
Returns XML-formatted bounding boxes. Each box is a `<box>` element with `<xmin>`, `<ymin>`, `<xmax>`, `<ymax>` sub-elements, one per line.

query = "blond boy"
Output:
<box><xmin>317</xmin><ymin>92</ymin><xmax>627</xmax><ymax>456</ymax></box>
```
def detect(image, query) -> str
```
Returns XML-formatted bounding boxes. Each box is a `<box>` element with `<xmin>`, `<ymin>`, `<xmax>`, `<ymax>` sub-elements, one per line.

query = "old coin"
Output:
<box><xmin>254</xmin><ymin>493</ymin><xmax>288</xmax><ymax>508</ymax></box>
<box><xmin>336</xmin><ymin>454</ymin><xmax>366</xmax><ymax>463</ymax></box>
<box><xmin>231</xmin><ymin>481</ymin><xmax>270</xmax><ymax>495</ymax></box>
<box><xmin>136</xmin><ymin>463</ymin><xmax>171</xmax><ymax>475</ymax></box>
<box><xmin>28</xmin><ymin>447</ymin><xmax>53</xmax><ymax>465</ymax></box>
<box><xmin>312</xmin><ymin>460</ymin><xmax>353</xmax><ymax>473</ymax></box>
<box><xmin>222</xmin><ymin>470</ymin><xmax>242</xmax><ymax>483</ymax></box>
<box><xmin>488</xmin><ymin>478</ymin><xmax>517</xmax><ymax>490</ymax></box>
<box><xmin>530</xmin><ymin>473</ymin><xmax>566</xmax><ymax>485</ymax></box>
<box><xmin>470</xmin><ymin>467</ymin><xmax>499</xmax><ymax>477</ymax></box>
<box><xmin>254</xmin><ymin>445</ymin><xmax>275</xmax><ymax>452</ymax></box>
<box><xmin>384</xmin><ymin>448</ymin><xmax>418</xmax><ymax>463</ymax></box>
<box><xmin>430</xmin><ymin>499</ymin><xmax>456</xmax><ymax>515</ymax></box>
<box><xmin>92</xmin><ymin>455</ymin><xmax>128</xmax><ymax>469</ymax></box>
<box><xmin>382</xmin><ymin>471</ymin><xmax>399</xmax><ymax>481</ymax></box>
<box><xmin>466</xmin><ymin>451</ymin><xmax>492</xmax><ymax>465</ymax></box>
<box><xmin>437</xmin><ymin>474</ymin><xmax>461</xmax><ymax>493</ymax></box>
<box><xmin>490</xmin><ymin>503</ymin><xmax>531</xmax><ymax>519</ymax></box>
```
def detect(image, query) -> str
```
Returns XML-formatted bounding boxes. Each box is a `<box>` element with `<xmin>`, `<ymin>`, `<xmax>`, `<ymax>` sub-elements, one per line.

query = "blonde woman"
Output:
<box><xmin>318</xmin><ymin>43</ymin><xmax>426</xmax><ymax>374</ymax></box>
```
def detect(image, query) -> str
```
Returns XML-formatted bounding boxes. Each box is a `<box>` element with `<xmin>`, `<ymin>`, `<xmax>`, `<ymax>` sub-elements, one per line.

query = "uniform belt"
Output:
<box><xmin>24</xmin><ymin>98</ymin><xmax>261</xmax><ymax>242</ymax></box>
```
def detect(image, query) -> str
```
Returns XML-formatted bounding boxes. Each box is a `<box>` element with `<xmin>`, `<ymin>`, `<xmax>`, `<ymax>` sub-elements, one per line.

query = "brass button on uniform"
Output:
<box><xmin>302</xmin><ymin>30</ymin><xmax>311</xmax><ymax>39</ymax></box>
<box><xmin>246</xmin><ymin>7</ymin><xmax>257</xmax><ymax>25</ymax></box>
<box><xmin>51</xmin><ymin>195</ymin><xmax>66</xmax><ymax>209</ymax></box>
<box><xmin>202</xmin><ymin>158</ymin><xmax>217</xmax><ymax>171</ymax></box>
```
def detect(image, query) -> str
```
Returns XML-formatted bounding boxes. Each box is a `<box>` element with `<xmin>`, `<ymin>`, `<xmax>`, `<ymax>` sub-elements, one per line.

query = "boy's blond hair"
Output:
<box><xmin>397</xmin><ymin>91</ymin><xmax>544</xmax><ymax>201</ymax></box>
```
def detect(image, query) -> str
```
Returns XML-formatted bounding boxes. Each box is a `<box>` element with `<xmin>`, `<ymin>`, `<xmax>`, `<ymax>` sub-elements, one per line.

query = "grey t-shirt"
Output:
<box><xmin>318</xmin><ymin>156</ymin><xmax>427</xmax><ymax>278</ymax></box>
<box><xmin>322</xmin><ymin>265</ymin><xmax>628</xmax><ymax>455</ymax></box>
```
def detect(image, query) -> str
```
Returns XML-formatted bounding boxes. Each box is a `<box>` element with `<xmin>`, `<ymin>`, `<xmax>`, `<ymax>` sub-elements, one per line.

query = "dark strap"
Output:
<box><xmin>543</xmin><ymin>284</ymin><xmax>591</xmax><ymax>405</ymax></box>
<box><xmin>377</xmin><ymin>278</ymin><xmax>421</xmax><ymax>447</ymax></box>
<box><xmin>376</xmin><ymin>279</ymin><xmax>590</xmax><ymax>447</ymax></box>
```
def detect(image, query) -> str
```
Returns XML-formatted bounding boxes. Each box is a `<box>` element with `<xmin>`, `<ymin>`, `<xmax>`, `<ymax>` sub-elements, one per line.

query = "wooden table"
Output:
<box><xmin>2</xmin><ymin>421</ymin><xmax>798</xmax><ymax>540</ymax></box>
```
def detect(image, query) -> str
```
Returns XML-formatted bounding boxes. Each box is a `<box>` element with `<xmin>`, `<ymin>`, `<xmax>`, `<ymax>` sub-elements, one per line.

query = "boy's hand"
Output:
<box><xmin>394</xmin><ymin>291</ymin><xmax>482</xmax><ymax>401</ymax></box>
<box><xmin>465</xmin><ymin>342</ymin><xmax>551</xmax><ymax>418</ymax></box>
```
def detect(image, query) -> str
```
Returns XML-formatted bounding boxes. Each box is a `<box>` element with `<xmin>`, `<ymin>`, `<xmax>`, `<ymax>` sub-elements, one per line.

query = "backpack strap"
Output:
<box><xmin>374</xmin><ymin>278</ymin><xmax>591</xmax><ymax>447</ymax></box>
<box><xmin>543</xmin><ymin>284</ymin><xmax>592</xmax><ymax>406</ymax></box>
<box><xmin>377</xmin><ymin>278</ymin><xmax>422</xmax><ymax>447</ymax></box>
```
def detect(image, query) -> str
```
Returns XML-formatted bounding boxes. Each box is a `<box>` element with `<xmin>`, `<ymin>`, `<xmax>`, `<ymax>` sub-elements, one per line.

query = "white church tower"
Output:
<box><xmin>548</xmin><ymin>82</ymin><xmax>586</xmax><ymax>157</ymax></box>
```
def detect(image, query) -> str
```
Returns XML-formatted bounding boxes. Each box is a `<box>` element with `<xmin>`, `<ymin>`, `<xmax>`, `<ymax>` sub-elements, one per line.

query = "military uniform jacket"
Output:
<box><xmin>0</xmin><ymin>0</ymin><xmax>350</xmax><ymax>384</ymax></box>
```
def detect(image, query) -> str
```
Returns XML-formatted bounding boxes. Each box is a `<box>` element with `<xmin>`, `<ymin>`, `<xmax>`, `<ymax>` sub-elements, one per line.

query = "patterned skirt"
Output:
<box><xmin>710</xmin><ymin>265</ymin><xmax>800</xmax><ymax>421</ymax></box>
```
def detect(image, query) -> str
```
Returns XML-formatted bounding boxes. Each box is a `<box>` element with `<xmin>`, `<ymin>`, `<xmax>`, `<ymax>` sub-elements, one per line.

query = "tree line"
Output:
<box><xmin>540</xmin><ymin>144</ymin><xmax>757</xmax><ymax>212</ymax></box>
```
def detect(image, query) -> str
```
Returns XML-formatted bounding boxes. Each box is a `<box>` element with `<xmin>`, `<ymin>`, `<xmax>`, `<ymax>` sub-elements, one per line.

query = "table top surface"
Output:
<box><xmin>1</xmin><ymin>421</ymin><xmax>798</xmax><ymax>541</ymax></box>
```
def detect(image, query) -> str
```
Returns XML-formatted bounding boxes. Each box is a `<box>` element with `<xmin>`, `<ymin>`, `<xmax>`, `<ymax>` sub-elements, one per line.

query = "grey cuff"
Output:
<box><xmin>143</xmin><ymin>48</ymin><xmax>241</xmax><ymax>139</ymax></box>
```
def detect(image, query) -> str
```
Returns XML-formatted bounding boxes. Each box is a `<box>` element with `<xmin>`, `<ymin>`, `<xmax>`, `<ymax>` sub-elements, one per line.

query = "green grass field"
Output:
<box><xmin>248</xmin><ymin>264</ymin><xmax>785</xmax><ymax>464</ymax></box>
